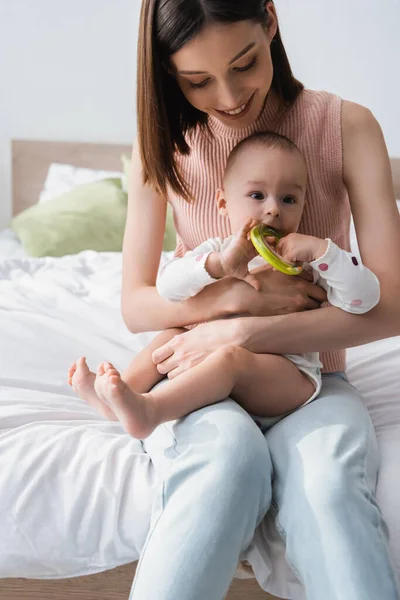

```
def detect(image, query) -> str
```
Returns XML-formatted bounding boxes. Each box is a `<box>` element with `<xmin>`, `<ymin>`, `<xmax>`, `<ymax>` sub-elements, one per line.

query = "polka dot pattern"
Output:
<box><xmin>319</xmin><ymin>263</ymin><xmax>329</xmax><ymax>271</ymax></box>
<box><xmin>351</xmin><ymin>299</ymin><xmax>363</xmax><ymax>307</ymax></box>
<box><xmin>196</xmin><ymin>254</ymin><xmax>204</xmax><ymax>262</ymax></box>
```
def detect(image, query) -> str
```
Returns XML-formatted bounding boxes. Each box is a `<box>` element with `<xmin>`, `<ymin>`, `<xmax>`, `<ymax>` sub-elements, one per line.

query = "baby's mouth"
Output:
<box><xmin>260</xmin><ymin>225</ymin><xmax>281</xmax><ymax>240</ymax></box>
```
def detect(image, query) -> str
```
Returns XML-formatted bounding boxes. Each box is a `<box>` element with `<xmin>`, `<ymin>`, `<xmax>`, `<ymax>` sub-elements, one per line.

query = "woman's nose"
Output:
<box><xmin>217</xmin><ymin>80</ymin><xmax>242</xmax><ymax>110</ymax></box>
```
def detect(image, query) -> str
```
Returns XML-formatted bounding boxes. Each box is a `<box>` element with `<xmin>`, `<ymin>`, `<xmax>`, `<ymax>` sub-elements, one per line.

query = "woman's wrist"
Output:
<box><xmin>234</xmin><ymin>316</ymin><xmax>254</xmax><ymax>349</ymax></box>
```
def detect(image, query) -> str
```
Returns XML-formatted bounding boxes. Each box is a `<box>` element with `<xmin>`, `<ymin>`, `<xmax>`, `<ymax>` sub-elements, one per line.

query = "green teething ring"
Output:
<box><xmin>250</xmin><ymin>225</ymin><xmax>303</xmax><ymax>276</ymax></box>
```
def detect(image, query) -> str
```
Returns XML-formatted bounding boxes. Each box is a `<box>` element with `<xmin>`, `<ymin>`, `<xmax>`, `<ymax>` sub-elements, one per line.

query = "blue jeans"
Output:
<box><xmin>129</xmin><ymin>373</ymin><xmax>399</xmax><ymax>600</ymax></box>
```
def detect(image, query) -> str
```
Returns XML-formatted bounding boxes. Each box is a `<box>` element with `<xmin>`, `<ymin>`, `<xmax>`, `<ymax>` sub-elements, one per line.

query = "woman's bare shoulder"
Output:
<box><xmin>341</xmin><ymin>100</ymin><xmax>388</xmax><ymax>185</ymax></box>
<box><xmin>341</xmin><ymin>100</ymin><xmax>380</xmax><ymax>137</ymax></box>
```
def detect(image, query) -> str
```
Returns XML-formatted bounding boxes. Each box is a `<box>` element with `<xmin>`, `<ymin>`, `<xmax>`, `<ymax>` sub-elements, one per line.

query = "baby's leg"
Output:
<box><xmin>229</xmin><ymin>349</ymin><xmax>316</xmax><ymax>417</ymax></box>
<box><xmin>144</xmin><ymin>344</ymin><xmax>314</xmax><ymax>418</ymax></box>
<box><xmin>94</xmin><ymin>345</ymin><xmax>314</xmax><ymax>439</ymax></box>
<box><xmin>68</xmin><ymin>328</ymin><xmax>184</xmax><ymax>420</ymax></box>
<box><xmin>122</xmin><ymin>328</ymin><xmax>185</xmax><ymax>393</ymax></box>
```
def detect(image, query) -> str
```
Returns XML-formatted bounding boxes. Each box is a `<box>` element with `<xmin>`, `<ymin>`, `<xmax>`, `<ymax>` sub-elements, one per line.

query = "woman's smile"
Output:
<box><xmin>214</xmin><ymin>92</ymin><xmax>255</xmax><ymax>121</ymax></box>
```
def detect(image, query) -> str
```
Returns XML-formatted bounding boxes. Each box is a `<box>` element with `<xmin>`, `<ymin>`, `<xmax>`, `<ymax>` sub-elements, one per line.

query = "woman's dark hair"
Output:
<box><xmin>137</xmin><ymin>0</ymin><xmax>303</xmax><ymax>201</ymax></box>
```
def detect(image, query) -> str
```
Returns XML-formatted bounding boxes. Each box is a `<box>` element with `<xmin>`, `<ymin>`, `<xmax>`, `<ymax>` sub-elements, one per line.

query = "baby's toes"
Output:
<box><xmin>108</xmin><ymin>371</ymin><xmax>121</xmax><ymax>387</ymax></box>
<box><xmin>68</xmin><ymin>363</ymin><xmax>77</xmax><ymax>385</ymax></box>
<box><xmin>97</xmin><ymin>362</ymin><xmax>107</xmax><ymax>377</ymax></box>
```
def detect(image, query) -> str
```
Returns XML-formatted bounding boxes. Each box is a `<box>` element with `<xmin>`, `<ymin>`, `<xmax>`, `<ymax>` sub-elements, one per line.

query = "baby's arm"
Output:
<box><xmin>276</xmin><ymin>232</ymin><xmax>380</xmax><ymax>314</ymax></box>
<box><xmin>156</xmin><ymin>237</ymin><xmax>225</xmax><ymax>302</ymax></box>
<box><xmin>310</xmin><ymin>239</ymin><xmax>380</xmax><ymax>314</ymax></box>
<box><xmin>157</xmin><ymin>219</ymin><xmax>259</xmax><ymax>302</ymax></box>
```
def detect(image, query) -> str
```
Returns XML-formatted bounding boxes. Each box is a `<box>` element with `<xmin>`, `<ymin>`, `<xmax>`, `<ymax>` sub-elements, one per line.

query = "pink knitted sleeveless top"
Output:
<box><xmin>169</xmin><ymin>89</ymin><xmax>351</xmax><ymax>373</ymax></box>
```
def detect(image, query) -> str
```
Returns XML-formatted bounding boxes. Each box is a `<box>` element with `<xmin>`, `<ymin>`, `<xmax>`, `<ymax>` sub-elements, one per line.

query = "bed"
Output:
<box><xmin>1</xmin><ymin>140</ymin><xmax>399</xmax><ymax>600</ymax></box>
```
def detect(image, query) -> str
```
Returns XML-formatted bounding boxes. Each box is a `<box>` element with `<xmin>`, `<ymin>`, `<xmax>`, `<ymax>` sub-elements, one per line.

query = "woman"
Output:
<box><xmin>124</xmin><ymin>1</ymin><xmax>400</xmax><ymax>599</ymax></box>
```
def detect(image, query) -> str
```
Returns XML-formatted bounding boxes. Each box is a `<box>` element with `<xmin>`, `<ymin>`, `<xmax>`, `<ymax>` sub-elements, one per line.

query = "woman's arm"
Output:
<box><xmin>122</xmin><ymin>144</ymin><xmax>242</xmax><ymax>332</ymax></box>
<box><xmin>122</xmin><ymin>144</ymin><xmax>327</xmax><ymax>333</ymax></box>
<box><xmin>239</xmin><ymin>101</ymin><xmax>400</xmax><ymax>354</ymax></box>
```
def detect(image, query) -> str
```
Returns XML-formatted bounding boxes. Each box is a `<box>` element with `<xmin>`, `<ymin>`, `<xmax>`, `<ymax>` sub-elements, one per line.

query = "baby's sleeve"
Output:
<box><xmin>156</xmin><ymin>237</ymin><xmax>225</xmax><ymax>302</ymax></box>
<box><xmin>310</xmin><ymin>239</ymin><xmax>380</xmax><ymax>314</ymax></box>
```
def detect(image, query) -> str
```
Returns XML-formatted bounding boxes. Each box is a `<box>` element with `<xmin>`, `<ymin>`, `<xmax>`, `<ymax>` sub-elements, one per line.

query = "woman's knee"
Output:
<box><xmin>273</xmin><ymin>423</ymin><xmax>379</xmax><ymax>516</ymax></box>
<box><xmin>173</xmin><ymin>400</ymin><xmax>272</xmax><ymax>505</ymax></box>
<box><xmin>207</xmin><ymin>404</ymin><xmax>273</xmax><ymax>520</ymax></box>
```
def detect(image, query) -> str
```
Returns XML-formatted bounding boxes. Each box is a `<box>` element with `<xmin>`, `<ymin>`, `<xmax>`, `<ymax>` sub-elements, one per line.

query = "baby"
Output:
<box><xmin>69</xmin><ymin>132</ymin><xmax>380</xmax><ymax>439</ymax></box>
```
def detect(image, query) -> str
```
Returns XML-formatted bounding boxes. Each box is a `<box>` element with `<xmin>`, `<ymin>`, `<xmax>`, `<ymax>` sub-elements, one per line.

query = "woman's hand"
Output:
<box><xmin>152</xmin><ymin>319</ymin><xmax>242</xmax><ymax>379</ymax></box>
<box><xmin>228</xmin><ymin>265</ymin><xmax>327</xmax><ymax>317</ymax></box>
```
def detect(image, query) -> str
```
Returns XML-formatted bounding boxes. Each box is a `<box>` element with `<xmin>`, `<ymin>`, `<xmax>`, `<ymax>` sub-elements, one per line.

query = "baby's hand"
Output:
<box><xmin>276</xmin><ymin>233</ymin><xmax>328</xmax><ymax>265</ymax></box>
<box><xmin>220</xmin><ymin>218</ymin><xmax>260</xmax><ymax>290</ymax></box>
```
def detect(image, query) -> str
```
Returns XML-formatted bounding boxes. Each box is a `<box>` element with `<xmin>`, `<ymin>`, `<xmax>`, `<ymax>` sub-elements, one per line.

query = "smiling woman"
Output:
<box><xmin>137</xmin><ymin>0</ymin><xmax>302</xmax><ymax>201</ymax></box>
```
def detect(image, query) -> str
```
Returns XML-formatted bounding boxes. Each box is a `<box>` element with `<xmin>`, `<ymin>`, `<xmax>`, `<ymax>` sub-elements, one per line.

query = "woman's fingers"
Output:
<box><xmin>167</xmin><ymin>366</ymin><xmax>182</xmax><ymax>380</ymax></box>
<box><xmin>300</xmin><ymin>279</ymin><xmax>327</xmax><ymax>303</ymax></box>
<box><xmin>303</xmin><ymin>297</ymin><xmax>321</xmax><ymax>311</ymax></box>
<box><xmin>298</xmin><ymin>269</ymin><xmax>314</xmax><ymax>282</ymax></box>
<box><xmin>156</xmin><ymin>355</ymin><xmax>178</xmax><ymax>374</ymax></box>
<box><xmin>244</xmin><ymin>273</ymin><xmax>260</xmax><ymax>291</ymax></box>
<box><xmin>152</xmin><ymin>342</ymin><xmax>174</xmax><ymax>365</ymax></box>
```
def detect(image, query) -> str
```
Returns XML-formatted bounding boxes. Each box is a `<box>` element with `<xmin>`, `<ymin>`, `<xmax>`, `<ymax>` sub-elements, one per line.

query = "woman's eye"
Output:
<box><xmin>282</xmin><ymin>195</ymin><xmax>296</xmax><ymax>205</ymax></box>
<box><xmin>189</xmin><ymin>79</ymin><xmax>210</xmax><ymax>89</ymax></box>
<box><xmin>250</xmin><ymin>192</ymin><xmax>264</xmax><ymax>201</ymax></box>
<box><xmin>234</xmin><ymin>58</ymin><xmax>257</xmax><ymax>73</ymax></box>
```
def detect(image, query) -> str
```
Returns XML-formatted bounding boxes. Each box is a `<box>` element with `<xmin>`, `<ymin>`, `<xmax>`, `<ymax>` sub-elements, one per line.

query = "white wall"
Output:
<box><xmin>0</xmin><ymin>0</ymin><xmax>399</xmax><ymax>228</ymax></box>
<box><xmin>0</xmin><ymin>0</ymin><xmax>140</xmax><ymax>228</ymax></box>
<box><xmin>278</xmin><ymin>0</ymin><xmax>400</xmax><ymax>156</ymax></box>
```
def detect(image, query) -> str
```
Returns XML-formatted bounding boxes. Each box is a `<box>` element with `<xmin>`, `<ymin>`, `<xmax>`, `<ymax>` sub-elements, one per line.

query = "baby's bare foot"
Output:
<box><xmin>94</xmin><ymin>362</ymin><xmax>158</xmax><ymax>439</ymax></box>
<box><xmin>68</xmin><ymin>357</ymin><xmax>118</xmax><ymax>421</ymax></box>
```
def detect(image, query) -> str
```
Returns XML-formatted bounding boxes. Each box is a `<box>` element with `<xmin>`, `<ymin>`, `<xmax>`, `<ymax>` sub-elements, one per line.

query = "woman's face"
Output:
<box><xmin>169</xmin><ymin>8</ymin><xmax>278</xmax><ymax>129</ymax></box>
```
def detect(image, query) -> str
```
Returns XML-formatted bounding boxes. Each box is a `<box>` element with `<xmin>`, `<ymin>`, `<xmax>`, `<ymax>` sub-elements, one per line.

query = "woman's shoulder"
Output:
<box><xmin>290</xmin><ymin>88</ymin><xmax>342</xmax><ymax>116</ymax></box>
<box><xmin>341</xmin><ymin>99</ymin><xmax>377</xmax><ymax>135</ymax></box>
<box><xmin>282</xmin><ymin>88</ymin><xmax>344</xmax><ymax>146</ymax></box>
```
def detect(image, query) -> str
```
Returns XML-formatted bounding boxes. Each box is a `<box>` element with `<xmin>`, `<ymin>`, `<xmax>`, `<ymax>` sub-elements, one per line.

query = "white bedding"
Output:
<box><xmin>0</xmin><ymin>251</ymin><xmax>161</xmax><ymax>577</ymax></box>
<box><xmin>0</xmin><ymin>228</ymin><xmax>26</xmax><ymax>258</ymax></box>
<box><xmin>1</xmin><ymin>248</ymin><xmax>399</xmax><ymax>590</ymax></box>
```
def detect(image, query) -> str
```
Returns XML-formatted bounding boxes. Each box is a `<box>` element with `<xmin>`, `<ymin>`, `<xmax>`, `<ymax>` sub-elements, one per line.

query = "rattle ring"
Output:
<box><xmin>250</xmin><ymin>225</ymin><xmax>303</xmax><ymax>276</ymax></box>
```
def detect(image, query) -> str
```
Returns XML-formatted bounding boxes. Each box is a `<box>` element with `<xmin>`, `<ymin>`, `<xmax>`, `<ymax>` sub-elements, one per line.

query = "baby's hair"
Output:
<box><xmin>224</xmin><ymin>131</ymin><xmax>304</xmax><ymax>181</ymax></box>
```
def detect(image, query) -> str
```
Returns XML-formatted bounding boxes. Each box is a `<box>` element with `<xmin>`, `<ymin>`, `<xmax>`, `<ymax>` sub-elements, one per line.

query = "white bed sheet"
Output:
<box><xmin>0</xmin><ymin>228</ymin><xmax>26</xmax><ymax>258</ymax></box>
<box><xmin>0</xmin><ymin>251</ymin><xmax>161</xmax><ymax>578</ymax></box>
<box><xmin>0</xmin><ymin>246</ymin><xmax>399</xmax><ymax>592</ymax></box>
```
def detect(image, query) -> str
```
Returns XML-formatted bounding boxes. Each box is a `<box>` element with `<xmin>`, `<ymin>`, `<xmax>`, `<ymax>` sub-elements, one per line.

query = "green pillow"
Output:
<box><xmin>11</xmin><ymin>179</ymin><xmax>127</xmax><ymax>257</ymax></box>
<box><xmin>121</xmin><ymin>153</ymin><xmax>176</xmax><ymax>252</ymax></box>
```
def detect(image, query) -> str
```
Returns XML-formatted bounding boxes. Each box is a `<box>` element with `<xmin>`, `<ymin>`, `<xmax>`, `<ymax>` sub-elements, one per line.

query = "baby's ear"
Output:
<box><xmin>216</xmin><ymin>188</ymin><xmax>228</xmax><ymax>216</ymax></box>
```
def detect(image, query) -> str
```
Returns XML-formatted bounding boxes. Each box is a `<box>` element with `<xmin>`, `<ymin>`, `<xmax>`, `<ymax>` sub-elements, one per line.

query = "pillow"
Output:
<box><xmin>10</xmin><ymin>179</ymin><xmax>127</xmax><ymax>257</ymax></box>
<box><xmin>121</xmin><ymin>153</ymin><xmax>177</xmax><ymax>252</ymax></box>
<box><xmin>39</xmin><ymin>163</ymin><xmax>124</xmax><ymax>204</ymax></box>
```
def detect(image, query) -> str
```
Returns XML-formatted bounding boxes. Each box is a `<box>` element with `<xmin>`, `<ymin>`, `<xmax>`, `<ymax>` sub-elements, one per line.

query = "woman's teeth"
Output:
<box><xmin>223</xmin><ymin>102</ymin><xmax>247</xmax><ymax>116</ymax></box>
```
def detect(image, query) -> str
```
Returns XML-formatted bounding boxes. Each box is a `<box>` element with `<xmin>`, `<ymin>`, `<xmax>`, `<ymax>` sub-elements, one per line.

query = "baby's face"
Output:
<box><xmin>219</xmin><ymin>145</ymin><xmax>307</xmax><ymax>236</ymax></box>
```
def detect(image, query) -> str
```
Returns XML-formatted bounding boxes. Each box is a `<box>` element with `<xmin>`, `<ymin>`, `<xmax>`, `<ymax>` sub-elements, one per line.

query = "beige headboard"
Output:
<box><xmin>12</xmin><ymin>140</ymin><xmax>132</xmax><ymax>216</ymax></box>
<box><xmin>11</xmin><ymin>139</ymin><xmax>400</xmax><ymax>216</ymax></box>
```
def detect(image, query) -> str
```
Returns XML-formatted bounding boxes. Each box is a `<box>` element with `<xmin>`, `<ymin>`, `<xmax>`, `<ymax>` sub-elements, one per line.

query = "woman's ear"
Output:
<box><xmin>216</xmin><ymin>188</ymin><xmax>228</xmax><ymax>216</ymax></box>
<box><xmin>264</xmin><ymin>2</ymin><xmax>278</xmax><ymax>42</ymax></box>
